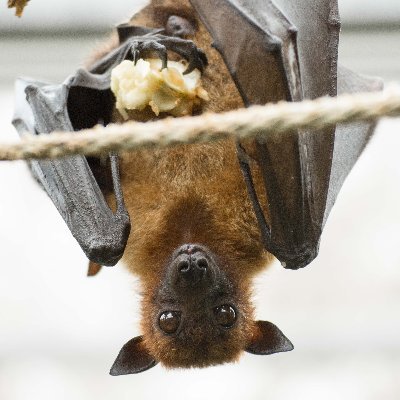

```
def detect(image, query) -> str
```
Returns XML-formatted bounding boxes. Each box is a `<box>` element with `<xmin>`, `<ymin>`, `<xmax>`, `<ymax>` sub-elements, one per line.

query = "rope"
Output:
<box><xmin>2</xmin><ymin>85</ymin><xmax>400</xmax><ymax>161</ymax></box>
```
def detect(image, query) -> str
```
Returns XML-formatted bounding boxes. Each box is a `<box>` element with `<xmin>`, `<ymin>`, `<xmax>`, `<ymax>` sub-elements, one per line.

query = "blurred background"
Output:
<box><xmin>0</xmin><ymin>1</ymin><xmax>400</xmax><ymax>399</ymax></box>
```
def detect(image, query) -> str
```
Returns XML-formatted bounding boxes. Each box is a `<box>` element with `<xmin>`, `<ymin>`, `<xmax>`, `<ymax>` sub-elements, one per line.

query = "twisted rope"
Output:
<box><xmin>2</xmin><ymin>86</ymin><xmax>400</xmax><ymax>161</ymax></box>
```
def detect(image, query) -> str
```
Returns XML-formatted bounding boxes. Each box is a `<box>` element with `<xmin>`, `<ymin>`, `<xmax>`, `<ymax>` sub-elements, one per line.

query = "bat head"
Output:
<box><xmin>110</xmin><ymin>244</ymin><xmax>293</xmax><ymax>375</ymax></box>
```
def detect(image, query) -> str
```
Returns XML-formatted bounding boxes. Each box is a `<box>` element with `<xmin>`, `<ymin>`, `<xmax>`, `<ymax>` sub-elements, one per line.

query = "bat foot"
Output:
<box><xmin>125</xmin><ymin>35</ymin><xmax>208</xmax><ymax>74</ymax></box>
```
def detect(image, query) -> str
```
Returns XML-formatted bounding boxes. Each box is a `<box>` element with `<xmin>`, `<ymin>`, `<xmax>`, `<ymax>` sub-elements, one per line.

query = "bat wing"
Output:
<box><xmin>12</xmin><ymin>70</ymin><xmax>131</xmax><ymax>267</ymax></box>
<box><xmin>190</xmin><ymin>0</ymin><xmax>382</xmax><ymax>269</ymax></box>
<box><xmin>12</xmin><ymin>25</ymin><xmax>207</xmax><ymax>267</ymax></box>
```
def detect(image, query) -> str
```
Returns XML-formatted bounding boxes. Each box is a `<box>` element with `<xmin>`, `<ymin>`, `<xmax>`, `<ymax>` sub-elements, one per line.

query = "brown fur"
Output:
<box><xmin>92</xmin><ymin>0</ymin><xmax>274</xmax><ymax>368</ymax></box>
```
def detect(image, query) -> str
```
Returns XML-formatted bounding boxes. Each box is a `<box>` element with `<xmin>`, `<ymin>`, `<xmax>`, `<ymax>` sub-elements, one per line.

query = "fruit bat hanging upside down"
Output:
<box><xmin>12</xmin><ymin>0</ymin><xmax>383</xmax><ymax>374</ymax></box>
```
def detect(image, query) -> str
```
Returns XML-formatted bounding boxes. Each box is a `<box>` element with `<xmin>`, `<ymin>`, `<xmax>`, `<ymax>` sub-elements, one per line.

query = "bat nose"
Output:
<box><xmin>176</xmin><ymin>251</ymin><xmax>209</xmax><ymax>285</ymax></box>
<box><xmin>178</xmin><ymin>253</ymin><xmax>208</xmax><ymax>272</ymax></box>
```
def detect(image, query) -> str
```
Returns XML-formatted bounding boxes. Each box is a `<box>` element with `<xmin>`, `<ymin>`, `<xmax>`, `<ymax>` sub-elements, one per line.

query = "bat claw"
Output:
<box><xmin>158</xmin><ymin>48</ymin><xmax>168</xmax><ymax>70</ymax></box>
<box><xmin>131</xmin><ymin>48</ymin><xmax>140</xmax><ymax>65</ymax></box>
<box><xmin>127</xmin><ymin>39</ymin><xmax>168</xmax><ymax>69</ymax></box>
<box><xmin>169</xmin><ymin>40</ymin><xmax>207</xmax><ymax>75</ymax></box>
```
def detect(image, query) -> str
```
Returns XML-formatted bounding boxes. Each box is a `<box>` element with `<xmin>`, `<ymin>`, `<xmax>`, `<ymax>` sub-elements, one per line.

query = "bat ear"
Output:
<box><xmin>245</xmin><ymin>321</ymin><xmax>294</xmax><ymax>355</ymax></box>
<box><xmin>110</xmin><ymin>336</ymin><xmax>158</xmax><ymax>376</ymax></box>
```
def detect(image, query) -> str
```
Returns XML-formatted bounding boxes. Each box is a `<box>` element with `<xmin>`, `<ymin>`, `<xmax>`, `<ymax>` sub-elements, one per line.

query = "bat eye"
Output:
<box><xmin>159</xmin><ymin>311</ymin><xmax>181</xmax><ymax>334</ymax></box>
<box><xmin>214</xmin><ymin>305</ymin><xmax>237</xmax><ymax>328</ymax></box>
<box><xmin>165</xmin><ymin>15</ymin><xmax>195</xmax><ymax>37</ymax></box>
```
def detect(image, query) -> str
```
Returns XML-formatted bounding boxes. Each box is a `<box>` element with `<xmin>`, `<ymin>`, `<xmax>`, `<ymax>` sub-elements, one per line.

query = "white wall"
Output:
<box><xmin>339</xmin><ymin>0</ymin><xmax>400</xmax><ymax>25</ymax></box>
<box><xmin>0</xmin><ymin>0</ymin><xmax>149</xmax><ymax>31</ymax></box>
<box><xmin>1</xmin><ymin>0</ymin><xmax>399</xmax><ymax>31</ymax></box>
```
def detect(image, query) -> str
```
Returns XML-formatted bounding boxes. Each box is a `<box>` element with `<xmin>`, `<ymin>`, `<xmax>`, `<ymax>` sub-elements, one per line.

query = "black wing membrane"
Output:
<box><xmin>328</xmin><ymin>67</ymin><xmax>383</xmax><ymax>214</ymax></box>
<box><xmin>190</xmin><ymin>0</ymin><xmax>382</xmax><ymax>269</ymax></box>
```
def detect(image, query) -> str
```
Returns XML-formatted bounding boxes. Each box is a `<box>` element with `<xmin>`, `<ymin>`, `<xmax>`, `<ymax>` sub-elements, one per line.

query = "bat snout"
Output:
<box><xmin>171</xmin><ymin>244</ymin><xmax>214</xmax><ymax>288</ymax></box>
<box><xmin>175</xmin><ymin>252</ymin><xmax>209</xmax><ymax>285</ymax></box>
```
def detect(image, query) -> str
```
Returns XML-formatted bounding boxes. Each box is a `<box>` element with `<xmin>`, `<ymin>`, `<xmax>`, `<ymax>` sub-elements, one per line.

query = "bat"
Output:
<box><xmin>12</xmin><ymin>0</ymin><xmax>382</xmax><ymax>374</ymax></box>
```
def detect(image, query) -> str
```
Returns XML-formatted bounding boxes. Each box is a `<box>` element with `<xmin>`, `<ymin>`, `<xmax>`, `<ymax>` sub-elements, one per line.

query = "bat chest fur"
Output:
<box><xmin>118</xmin><ymin>139</ymin><xmax>267</xmax><ymax>278</ymax></box>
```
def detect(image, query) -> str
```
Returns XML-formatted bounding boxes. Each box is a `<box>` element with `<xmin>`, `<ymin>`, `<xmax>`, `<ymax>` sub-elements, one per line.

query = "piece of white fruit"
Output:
<box><xmin>111</xmin><ymin>58</ymin><xmax>209</xmax><ymax>119</ymax></box>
